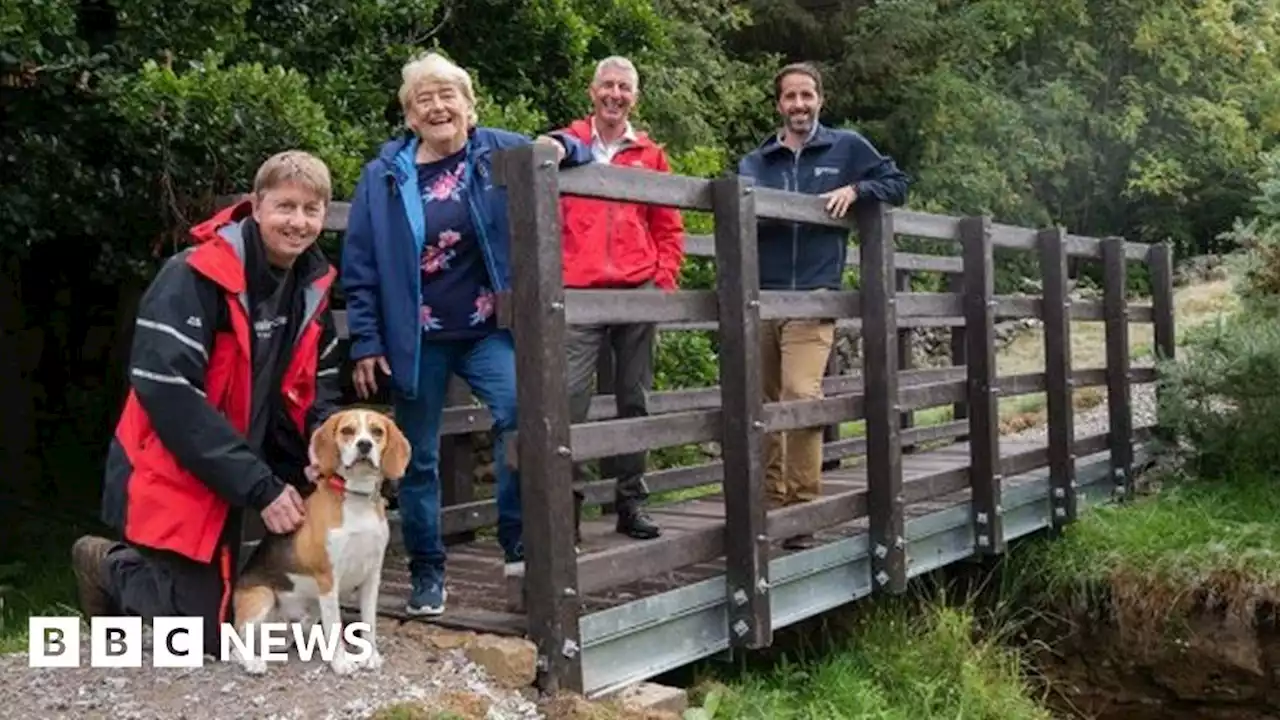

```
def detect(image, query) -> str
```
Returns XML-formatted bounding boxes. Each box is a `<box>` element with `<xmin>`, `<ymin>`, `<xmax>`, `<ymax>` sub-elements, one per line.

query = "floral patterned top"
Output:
<box><xmin>416</xmin><ymin>146</ymin><xmax>497</xmax><ymax>340</ymax></box>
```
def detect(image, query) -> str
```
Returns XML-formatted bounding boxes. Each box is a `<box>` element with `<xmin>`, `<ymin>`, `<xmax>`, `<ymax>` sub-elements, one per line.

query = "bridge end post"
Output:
<box><xmin>1102</xmin><ymin>236</ymin><xmax>1134</xmax><ymax>501</ymax></box>
<box><xmin>857</xmin><ymin>200</ymin><xmax>907</xmax><ymax>595</ymax></box>
<box><xmin>1038</xmin><ymin>227</ymin><xmax>1077</xmax><ymax>533</ymax></box>
<box><xmin>495</xmin><ymin>142</ymin><xmax>583</xmax><ymax>694</ymax></box>
<box><xmin>960</xmin><ymin>215</ymin><xmax>1005</xmax><ymax>556</ymax></box>
<box><xmin>712</xmin><ymin>174</ymin><xmax>772</xmax><ymax>649</ymax></box>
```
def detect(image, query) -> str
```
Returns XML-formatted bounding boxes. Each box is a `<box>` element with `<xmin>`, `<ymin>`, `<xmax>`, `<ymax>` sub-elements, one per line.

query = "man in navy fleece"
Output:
<box><xmin>737</xmin><ymin>61</ymin><xmax>910</xmax><ymax>550</ymax></box>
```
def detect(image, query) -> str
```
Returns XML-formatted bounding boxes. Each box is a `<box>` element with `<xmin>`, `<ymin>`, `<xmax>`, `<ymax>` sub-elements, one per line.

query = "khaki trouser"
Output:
<box><xmin>760</xmin><ymin>317</ymin><xmax>836</xmax><ymax>507</ymax></box>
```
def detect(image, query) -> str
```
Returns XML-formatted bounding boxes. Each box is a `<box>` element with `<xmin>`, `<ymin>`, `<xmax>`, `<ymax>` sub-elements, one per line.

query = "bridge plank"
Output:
<box><xmin>501</xmin><ymin>437</ymin><xmax>1041</xmax><ymax>603</ymax></box>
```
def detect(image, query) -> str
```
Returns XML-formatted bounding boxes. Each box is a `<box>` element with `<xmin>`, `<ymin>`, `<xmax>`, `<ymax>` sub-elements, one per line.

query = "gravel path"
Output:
<box><xmin>0</xmin><ymin>624</ymin><xmax>543</xmax><ymax>720</ymax></box>
<box><xmin>1003</xmin><ymin>380</ymin><xmax>1158</xmax><ymax>448</ymax></box>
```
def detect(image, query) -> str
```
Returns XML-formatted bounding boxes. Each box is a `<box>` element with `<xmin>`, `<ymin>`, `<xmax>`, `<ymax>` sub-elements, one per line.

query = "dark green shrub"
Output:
<box><xmin>1157</xmin><ymin>307</ymin><xmax>1280</xmax><ymax>479</ymax></box>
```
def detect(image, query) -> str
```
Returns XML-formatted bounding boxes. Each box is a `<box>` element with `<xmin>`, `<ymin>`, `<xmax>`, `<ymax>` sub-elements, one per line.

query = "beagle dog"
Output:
<box><xmin>230</xmin><ymin>408</ymin><xmax>410</xmax><ymax>675</ymax></box>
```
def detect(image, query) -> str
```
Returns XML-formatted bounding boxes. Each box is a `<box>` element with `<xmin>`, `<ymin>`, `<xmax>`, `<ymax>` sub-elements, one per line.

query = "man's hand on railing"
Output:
<box><xmin>534</xmin><ymin>134</ymin><xmax>567</xmax><ymax>163</ymax></box>
<box><xmin>821</xmin><ymin>184</ymin><xmax>858</xmax><ymax>219</ymax></box>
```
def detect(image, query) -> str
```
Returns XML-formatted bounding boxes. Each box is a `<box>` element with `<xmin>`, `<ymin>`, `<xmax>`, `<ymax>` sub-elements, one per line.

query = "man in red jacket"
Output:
<box><xmin>69</xmin><ymin>150</ymin><xmax>343</xmax><ymax>657</ymax></box>
<box><xmin>558</xmin><ymin>56</ymin><xmax>685</xmax><ymax>541</ymax></box>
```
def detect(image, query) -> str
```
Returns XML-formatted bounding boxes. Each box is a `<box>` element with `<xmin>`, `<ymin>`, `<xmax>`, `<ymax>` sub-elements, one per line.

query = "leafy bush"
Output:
<box><xmin>1162</xmin><ymin>148</ymin><xmax>1280</xmax><ymax>478</ymax></box>
<box><xmin>1222</xmin><ymin>148</ymin><xmax>1280</xmax><ymax>305</ymax></box>
<box><xmin>1156</xmin><ymin>306</ymin><xmax>1280</xmax><ymax>479</ymax></box>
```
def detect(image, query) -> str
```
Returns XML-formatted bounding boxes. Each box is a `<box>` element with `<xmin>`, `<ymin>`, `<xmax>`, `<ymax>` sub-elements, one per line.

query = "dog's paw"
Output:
<box><xmin>357</xmin><ymin>648</ymin><xmax>384</xmax><ymax>672</ymax></box>
<box><xmin>240</xmin><ymin>657</ymin><xmax>268</xmax><ymax>675</ymax></box>
<box><xmin>329</xmin><ymin>652</ymin><xmax>356</xmax><ymax>675</ymax></box>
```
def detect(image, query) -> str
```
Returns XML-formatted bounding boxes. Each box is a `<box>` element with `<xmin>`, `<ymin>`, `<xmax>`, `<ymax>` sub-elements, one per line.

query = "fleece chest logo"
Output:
<box><xmin>254</xmin><ymin>315</ymin><xmax>287</xmax><ymax>341</ymax></box>
<box><xmin>813</xmin><ymin>166</ymin><xmax>840</xmax><ymax>177</ymax></box>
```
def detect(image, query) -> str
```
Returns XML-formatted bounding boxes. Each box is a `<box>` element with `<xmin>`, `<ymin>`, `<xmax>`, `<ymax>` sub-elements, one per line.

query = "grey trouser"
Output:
<box><xmin>565</xmin><ymin>321</ymin><xmax>656</xmax><ymax>507</ymax></box>
<box><xmin>103</xmin><ymin>542</ymin><xmax>230</xmax><ymax>658</ymax></box>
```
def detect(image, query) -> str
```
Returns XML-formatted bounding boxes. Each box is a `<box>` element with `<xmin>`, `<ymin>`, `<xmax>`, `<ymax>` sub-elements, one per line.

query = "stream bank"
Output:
<box><xmin>1025</xmin><ymin>603</ymin><xmax>1279</xmax><ymax>720</ymax></box>
<box><xmin>666</xmin><ymin>460</ymin><xmax>1280</xmax><ymax>720</ymax></box>
<box><xmin>997</xmin><ymin>460</ymin><xmax>1280</xmax><ymax>720</ymax></box>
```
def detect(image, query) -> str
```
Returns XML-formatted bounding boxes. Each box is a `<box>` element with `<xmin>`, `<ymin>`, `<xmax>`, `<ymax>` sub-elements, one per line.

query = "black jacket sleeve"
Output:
<box><xmin>305</xmin><ymin>307</ymin><xmax>343</xmax><ymax>440</ymax></box>
<box><xmin>128</xmin><ymin>253</ymin><xmax>287</xmax><ymax>512</ymax></box>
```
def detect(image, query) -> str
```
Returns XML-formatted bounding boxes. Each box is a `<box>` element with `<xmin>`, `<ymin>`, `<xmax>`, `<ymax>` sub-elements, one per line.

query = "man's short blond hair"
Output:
<box><xmin>253</xmin><ymin>150</ymin><xmax>332</xmax><ymax>203</ymax></box>
<box><xmin>398</xmin><ymin>51</ymin><xmax>478</xmax><ymax>126</ymax></box>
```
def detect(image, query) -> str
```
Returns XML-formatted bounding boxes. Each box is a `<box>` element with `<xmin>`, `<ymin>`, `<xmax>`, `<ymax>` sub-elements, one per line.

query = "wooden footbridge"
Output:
<box><xmin>249</xmin><ymin>142</ymin><xmax>1175</xmax><ymax>697</ymax></box>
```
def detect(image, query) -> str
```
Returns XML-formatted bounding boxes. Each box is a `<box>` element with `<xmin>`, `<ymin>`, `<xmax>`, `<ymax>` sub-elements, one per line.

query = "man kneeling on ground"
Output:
<box><xmin>71</xmin><ymin>150</ymin><xmax>343</xmax><ymax>658</ymax></box>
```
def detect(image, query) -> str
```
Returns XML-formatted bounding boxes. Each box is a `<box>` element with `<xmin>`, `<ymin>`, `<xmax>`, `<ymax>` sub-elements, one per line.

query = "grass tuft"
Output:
<box><xmin>689</xmin><ymin>595</ymin><xmax>1051</xmax><ymax>720</ymax></box>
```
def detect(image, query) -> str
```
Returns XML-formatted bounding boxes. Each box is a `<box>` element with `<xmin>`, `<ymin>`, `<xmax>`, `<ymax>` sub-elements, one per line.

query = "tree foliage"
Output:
<box><xmin>2</xmin><ymin>0</ymin><xmax>1280</xmax><ymax>507</ymax></box>
<box><xmin>732</xmin><ymin>0</ymin><xmax>1280</xmax><ymax>259</ymax></box>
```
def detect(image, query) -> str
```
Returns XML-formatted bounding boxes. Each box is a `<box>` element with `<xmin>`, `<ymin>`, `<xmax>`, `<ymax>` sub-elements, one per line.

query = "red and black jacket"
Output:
<box><xmin>100</xmin><ymin>199</ymin><xmax>341</xmax><ymax>566</ymax></box>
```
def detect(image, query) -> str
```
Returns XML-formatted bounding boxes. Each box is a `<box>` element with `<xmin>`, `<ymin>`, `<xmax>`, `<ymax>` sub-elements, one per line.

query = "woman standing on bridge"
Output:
<box><xmin>339</xmin><ymin>51</ymin><xmax>593</xmax><ymax>617</ymax></box>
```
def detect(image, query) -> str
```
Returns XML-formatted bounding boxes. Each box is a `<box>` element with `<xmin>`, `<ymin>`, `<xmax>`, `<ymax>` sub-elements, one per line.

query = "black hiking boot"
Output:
<box><xmin>71</xmin><ymin>535</ymin><xmax>117</xmax><ymax>618</ymax></box>
<box><xmin>616</xmin><ymin>504</ymin><xmax>661</xmax><ymax>540</ymax></box>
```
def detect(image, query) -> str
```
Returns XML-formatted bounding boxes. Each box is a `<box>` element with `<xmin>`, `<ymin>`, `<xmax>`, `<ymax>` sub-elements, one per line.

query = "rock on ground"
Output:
<box><xmin>0</xmin><ymin>621</ymin><xmax>543</xmax><ymax>720</ymax></box>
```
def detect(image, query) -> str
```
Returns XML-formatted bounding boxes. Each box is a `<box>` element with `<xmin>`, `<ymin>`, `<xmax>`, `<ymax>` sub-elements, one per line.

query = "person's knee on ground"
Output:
<box><xmin>75</xmin><ymin>536</ymin><xmax>229</xmax><ymax>657</ymax></box>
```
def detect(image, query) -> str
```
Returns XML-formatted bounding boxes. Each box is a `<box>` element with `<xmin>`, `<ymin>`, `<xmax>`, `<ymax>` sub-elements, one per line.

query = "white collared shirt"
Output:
<box><xmin>591</xmin><ymin>116</ymin><xmax>637</xmax><ymax>163</ymax></box>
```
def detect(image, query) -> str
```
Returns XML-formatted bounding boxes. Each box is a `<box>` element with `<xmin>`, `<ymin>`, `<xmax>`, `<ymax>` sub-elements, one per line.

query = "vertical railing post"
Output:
<box><xmin>595</xmin><ymin>341</ymin><xmax>617</xmax><ymax>515</ymax></box>
<box><xmin>947</xmin><ymin>271</ymin><xmax>969</xmax><ymax>438</ymax></box>
<box><xmin>897</xmin><ymin>270</ymin><xmax>915</xmax><ymax>452</ymax></box>
<box><xmin>441</xmin><ymin>376</ymin><xmax>477</xmax><ymax>545</ymax></box>
<box><xmin>961</xmin><ymin>216</ymin><xmax>1004</xmax><ymax>556</ymax></box>
<box><xmin>1147</xmin><ymin>242</ymin><xmax>1176</xmax><ymax>443</ymax></box>
<box><xmin>857</xmin><ymin>200</ymin><xmax>905</xmax><ymax>594</ymax></box>
<box><xmin>1038</xmin><ymin>227</ymin><xmax>1076</xmax><ymax>532</ymax></box>
<box><xmin>712</xmin><ymin>175</ymin><xmax>771</xmax><ymax>649</ymax></box>
<box><xmin>821</xmin><ymin>350</ymin><xmax>841</xmax><ymax>471</ymax></box>
<box><xmin>1102</xmin><ymin>236</ymin><xmax>1134</xmax><ymax>500</ymax></box>
<box><xmin>495</xmin><ymin>143</ymin><xmax>581</xmax><ymax>694</ymax></box>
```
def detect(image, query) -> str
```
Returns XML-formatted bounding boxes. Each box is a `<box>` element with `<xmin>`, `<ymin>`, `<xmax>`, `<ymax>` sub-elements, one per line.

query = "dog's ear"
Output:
<box><xmin>310</xmin><ymin>412</ymin><xmax>344</xmax><ymax>479</ymax></box>
<box><xmin>380</xmin><ymin>416</ymin><xmax>411</xmax><ymax>481</ymax></box>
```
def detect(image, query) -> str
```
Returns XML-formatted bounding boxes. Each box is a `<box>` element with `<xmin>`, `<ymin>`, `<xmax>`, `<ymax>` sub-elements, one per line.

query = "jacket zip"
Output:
<box><xmin>464</xmin><ymin>156</ymin><xmax>504</xmax><ymax>293</ymax></box>
<box><xmin>605</xmin><ymin>203</ymin><xmax>615</xmax><ymax>277</ymax></box>
<box><xmin>791</xmin><ymin>147</ymin><xmax>801</xmax><ymax>291</ymax></box>
<box><xmin>603</xmin><ymin>144</ymin><xmax>633</xmax><ymax>281</ymax></box>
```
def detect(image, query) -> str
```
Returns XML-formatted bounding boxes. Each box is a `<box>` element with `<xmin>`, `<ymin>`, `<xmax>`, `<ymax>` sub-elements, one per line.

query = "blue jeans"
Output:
<box><xmin>394</xmin><ymin>331</ymin><xmax>522</xmax><ymax>578</ymax></box>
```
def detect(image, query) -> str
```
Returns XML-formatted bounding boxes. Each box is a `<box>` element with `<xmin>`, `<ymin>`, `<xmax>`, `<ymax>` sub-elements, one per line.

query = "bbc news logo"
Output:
<box><xmin>28</xmin><ymin>616</ymin><xmax>373</xmax><ymax>668</ymax></box>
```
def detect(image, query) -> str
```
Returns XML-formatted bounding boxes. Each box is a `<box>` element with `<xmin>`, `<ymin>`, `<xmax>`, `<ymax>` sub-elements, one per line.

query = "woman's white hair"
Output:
<box><xmin>398</xmin><ymin>51</ymin><xmax>478</xmax><ymax>126</ymax></box>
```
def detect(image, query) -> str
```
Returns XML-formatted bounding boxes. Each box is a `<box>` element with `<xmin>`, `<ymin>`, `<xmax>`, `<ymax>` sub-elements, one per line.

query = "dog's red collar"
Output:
<box><xmin>322</xmin><ymin>474</ymin><xmax>376</xmax><ymax>497</ymax></box>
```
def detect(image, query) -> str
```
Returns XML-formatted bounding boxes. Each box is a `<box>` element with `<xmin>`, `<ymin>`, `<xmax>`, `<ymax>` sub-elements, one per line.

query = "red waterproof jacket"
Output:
<box><xmin>557</xmin><ymin>117</ymin><xmax>685</xmax><ymax>290</ymax></box>
<box><xmin>100</xmin><ymin>200</ymin><xmax>340</xmax><ymax>579</ymax></box>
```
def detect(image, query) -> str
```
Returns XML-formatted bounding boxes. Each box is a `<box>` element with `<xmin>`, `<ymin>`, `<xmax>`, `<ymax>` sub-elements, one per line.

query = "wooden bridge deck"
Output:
<box><xmin>362</xmin><ymin>434</ymin><xmax>1129</xmax><ymax>632</ymax></box>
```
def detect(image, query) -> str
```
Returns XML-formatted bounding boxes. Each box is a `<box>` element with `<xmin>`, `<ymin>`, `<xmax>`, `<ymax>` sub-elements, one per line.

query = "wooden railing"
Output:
<box><xmin>220</xmin><ymin>143</ymin><xmax>1174</xmax><ymax>694</ymax></box>
<box><xmin>486</xmin><ymin>144</ymin><xmax>1172</xmax><ymax>692</ymax></box>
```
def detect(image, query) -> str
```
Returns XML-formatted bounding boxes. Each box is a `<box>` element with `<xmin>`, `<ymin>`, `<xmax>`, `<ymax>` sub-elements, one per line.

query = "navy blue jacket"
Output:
<box><xmin>737</xmin><ymin>124</ymin><xmax>910</xmax><ymax>290</ymax></box>
<box><xmin>340</xmin><ymin>127</ymin><xmax>593</xmax><ymax>399</ymax></box>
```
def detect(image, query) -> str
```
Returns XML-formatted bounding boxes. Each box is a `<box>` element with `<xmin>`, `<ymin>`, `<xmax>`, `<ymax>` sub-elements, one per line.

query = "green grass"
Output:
<box><xmin>0</xmin><ymin>504</ymin><xmax>102</xmax><ymax>655</ymax></box>
<box><xmin>1004</xmin><ymin>469</ymin><xmax>1280</xmax><ymax>638</ymax></box>
<box><xmin>687</xmin><ymin>597</ymin><xmax>1051</xmax><ymax>720</ymax></box>
<box><xmin>0</xmin><ymin>545</ymin><xmax>81</xmax><ymax>655</ymax></box>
